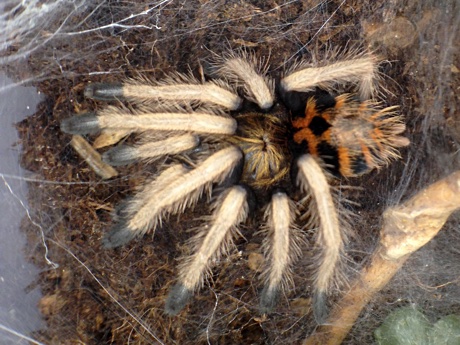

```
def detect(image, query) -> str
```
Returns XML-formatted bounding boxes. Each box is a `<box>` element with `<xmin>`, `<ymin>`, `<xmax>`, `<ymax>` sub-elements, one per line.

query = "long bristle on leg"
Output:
<box><xmin>214</xmin><ymin>53</ymin><xmax>275</xmax><ymax>110</ymax></box>
<box><xmin>296</xmin><ymin>154</ymin><xmax>344</xmax><ymax>323</ymax></box>
<box><xmin>85</xmin><ymin>75</ymin><xmax>243</xmax><ymax>110</ymax></box>
<box><xmin>165</xmin><ymin>185</ymin><xmax>249</xmax><ymax>315</ymax></box>
<box><xmin>61</xmin><ymin>107</ymin><xmax>237</xmax><ymax>136</ymax></box>
<box><xmin>102</xmin><ymin>134</ymin><xmax>200</xmax><ymax>166</ymax></box>
<box><xmin>103</xmin><ymin>164</ymin><xmax>188</xmax><ymax>248</ymax></box>
<box><xmin>103</xmin><ymin>146</ymin><xmax>243</xmax><ymax>248</ymax></box>
<box><xmin>280</xmin><ymin>55</ymin><xmax>377</xmax><ymax>99</ymax></box>
<box><xmin>96</xmin><ymin>107</ymin><xmax>237</xmax><ymax>135</ymax></box>
<box><xmin>260</xmin><ymin>191</ymin><xmax>301</xmax><ymax>313</ymax></box>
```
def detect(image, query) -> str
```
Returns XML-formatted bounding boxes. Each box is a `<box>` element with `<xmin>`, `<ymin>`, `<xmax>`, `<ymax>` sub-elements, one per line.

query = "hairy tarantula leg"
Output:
<box><xmin>260</xmin><ymin>192</ymin><xmax>300</xmax><ymax>313</ymax></box>
<box><xmin>165</xmin><ymin>185</ymin><xmax>249</xmax><ymax>315</ymax></box>
<box><xmin>280</xmin><ymin>55</ymin><xmax>377</xmax><ymax>99</ymax></box>
<box><xmin>103</xmin><ymin>164</ymin><xmax>189</xmax><ymax>248</ymax></box>
<box><xmin>85</xmin><ymin>81</ymin><xmax>243</xmax><ymax>110</ymax></box>
<box><xmin>102</xmin><ymin>134</ymin><xmax>200</xmax><ymax>166</ymax></box>
<box><xmin>216</xmin><ymin>55</ymin><xmax>275</xmax><ymax>110</ymax></box>
<box><xmin>296</xmin><ymin>154</ymin><xmax>343</xmax><ymax>322</ymax></box>
<box><xmin>60</xmin><ymin>110</ymin><xmax>237</xmax><ymax>136</ymax></box>
<box><xmin>103</xmin><ymin>146</ymin><xmax>243</xmax><ymax>248</ymax></box>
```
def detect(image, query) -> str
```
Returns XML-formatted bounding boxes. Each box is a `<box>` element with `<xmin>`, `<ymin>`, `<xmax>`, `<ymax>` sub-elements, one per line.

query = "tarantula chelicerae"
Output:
<box><xmin>61</xmin><ymin>50</ymin><xmax>409</xmax><ymax>317</ymax></box>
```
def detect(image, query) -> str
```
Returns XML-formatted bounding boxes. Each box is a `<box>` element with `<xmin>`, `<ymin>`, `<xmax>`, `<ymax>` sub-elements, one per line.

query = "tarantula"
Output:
<box><xmin>61</xmin><ymin>50</ymin><xmax>409</xmax><ymax>317</ymax></box>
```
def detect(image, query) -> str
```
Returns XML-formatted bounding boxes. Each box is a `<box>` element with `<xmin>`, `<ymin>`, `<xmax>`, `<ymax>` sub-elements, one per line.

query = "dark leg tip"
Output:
<box><xmin>85</xmin><ymin>83</ymin><xmax>124</xmax><ymax>101</ymax></box>
<box><xmin>165</xmin><ymin>283</ymin><xmax>193</xmax><ymax>316</ymax></box>
<box><xmin>102</xmin><ymin>222</ymin><xmax>136</xmax><ymax>249</ymax></box>
<box><xmin>102</xmin><ymin>146</ymin><xmax>137</xmax><ymax>166</ymax></box>
<box><xmin>259</xmin><ymin>286</ymin><xmax>280</xmax><ymax>314</ymax></box>
<box><xmin>60</xmin><ymin>113</ymin><xmax>100</xmax><ymax>135</ymax></box>
<box><xmin>312</xmin><ymin>291</ymin><xmax>329</xmax><ymax>325</ymax></box>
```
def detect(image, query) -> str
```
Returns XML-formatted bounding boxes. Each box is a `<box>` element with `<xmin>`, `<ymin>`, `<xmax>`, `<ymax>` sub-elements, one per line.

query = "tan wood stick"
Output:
<box><xmin>303</xmin><ymin>170</ymin><xmax>460</xmax><ymax>345</ymax></box>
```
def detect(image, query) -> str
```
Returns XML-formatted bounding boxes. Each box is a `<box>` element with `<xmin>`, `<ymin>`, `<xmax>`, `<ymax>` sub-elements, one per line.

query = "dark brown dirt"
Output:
<box><xmin>6</xmin><ymin>0</ymin><xmax>459</xmax><ymax>344</ymax></box>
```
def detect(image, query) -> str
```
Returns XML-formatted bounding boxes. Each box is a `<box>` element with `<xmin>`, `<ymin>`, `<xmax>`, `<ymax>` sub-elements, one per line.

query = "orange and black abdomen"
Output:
<box><xmin>287</xmin><ymin>92</ymin><xmax>394</xmax><ymax>178</ymax></box>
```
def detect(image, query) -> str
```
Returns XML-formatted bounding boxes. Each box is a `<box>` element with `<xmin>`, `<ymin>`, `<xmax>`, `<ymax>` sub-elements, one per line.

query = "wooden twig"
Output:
<box><xmin>70</xmin><ymin>135</ymin><xmax>118</xmax><ymax>179</ymax></box>
<box><xmin>303</xmin><ymin>170</ymin><xmax>460</xmax><ymax>345</ymax></box>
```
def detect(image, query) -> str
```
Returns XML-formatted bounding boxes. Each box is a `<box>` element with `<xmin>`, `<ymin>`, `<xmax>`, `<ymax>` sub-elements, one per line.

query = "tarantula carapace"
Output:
<box><xmin>61</xmin><ymin>50</ymin><xmax>409</xmax><ymax>317</ymax></box>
